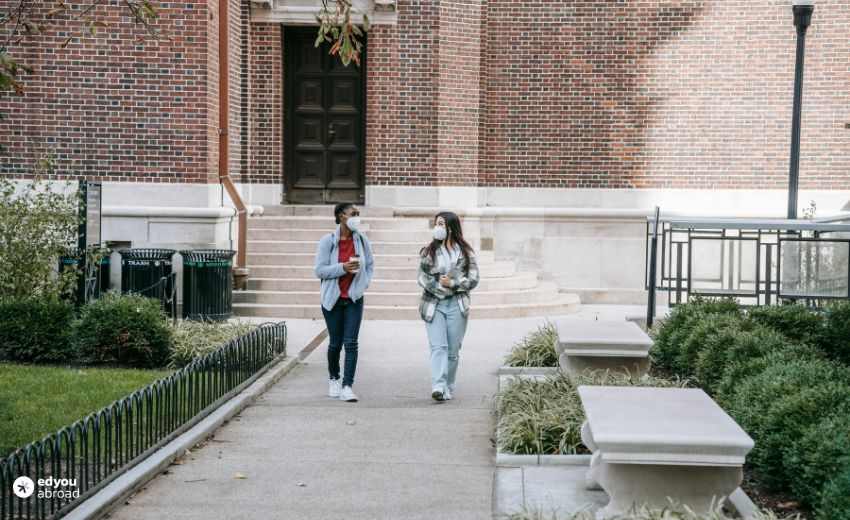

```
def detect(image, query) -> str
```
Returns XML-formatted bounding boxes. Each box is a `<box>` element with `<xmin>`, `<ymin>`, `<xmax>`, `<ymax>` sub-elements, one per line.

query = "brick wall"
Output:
<box><xmin>3</xmin><ymin>0</ymin><xmax>848</xmax><ymax>190</ymax></box>
<box><xmin>365</xmin><ymin>0</ymin><xmax>440</xmax><ymax>186</ymax></box>
<box><xmin>246</xmin><ymin>22</ymin><xmax>282</xmax><ymax>184</ymax></box>
<box><xmin>482</xmin><ymin>0</ymin><xmax>849</xmax><ymax>189</ymax></box>
<box><xmin>0</xmin><ymin>0</ymin><xmax>245</xmax><ymax>184</ymax></box>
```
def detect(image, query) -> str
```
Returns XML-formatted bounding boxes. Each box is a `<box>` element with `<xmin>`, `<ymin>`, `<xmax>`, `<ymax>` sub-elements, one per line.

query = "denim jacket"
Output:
<box><xmin>315</xmin><ymin>226</ymin><xmax>375</xmax><ymax>311</ymax></box>
<box><xmin>417</xmin><ymin>248</ymin><xmax>479</xmax><ymax>322</ymax></box>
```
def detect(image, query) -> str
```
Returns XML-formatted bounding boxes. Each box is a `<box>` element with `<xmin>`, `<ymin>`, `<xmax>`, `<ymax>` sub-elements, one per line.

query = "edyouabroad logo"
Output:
<box><xmin>12</xmin><ymin>476</ymin><xmax>79</xmax><ymax>499</ymax></box>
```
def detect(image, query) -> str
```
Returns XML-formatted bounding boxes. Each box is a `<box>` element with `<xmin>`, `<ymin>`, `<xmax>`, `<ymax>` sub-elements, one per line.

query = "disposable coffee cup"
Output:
<box><xmin>350</xmin><ymin>255</ymin><xmax>360</xmax><ymax>273</ymax></box>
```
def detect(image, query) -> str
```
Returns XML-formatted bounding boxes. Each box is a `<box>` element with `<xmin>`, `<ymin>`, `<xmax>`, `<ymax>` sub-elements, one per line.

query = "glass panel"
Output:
<box><xmin>780</xmin><ymin>240</ymin><xmax>850</xmax><ymax>298</ymax></box>
<box><xmin>689</xmin><ymin>238</ymin><xmax>758</xmax><ymax>296</ymax></box>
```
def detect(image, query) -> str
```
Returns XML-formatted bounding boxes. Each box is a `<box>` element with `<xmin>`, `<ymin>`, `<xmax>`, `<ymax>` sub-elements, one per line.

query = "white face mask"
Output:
<box><xmin>432</xmin><ymin>226</ymin><xmax>447</xmax><ymax>241</ymax></box>
<box><xmin>345</xmin><ymin>216</ymin><xmax>361</xmax><ymax>232</ymax></box>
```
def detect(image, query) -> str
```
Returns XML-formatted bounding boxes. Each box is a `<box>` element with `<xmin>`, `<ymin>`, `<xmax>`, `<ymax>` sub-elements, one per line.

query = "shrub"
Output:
<box><xmin>497</xmin><ymin>371</ymin><xmax>686</xmax><ymax>455</ymax></box>
<box><xmin>820</xmin><ymin>301</ymin><xmax>850</xmax><ymax>365</ymax></box>
<box><xmin>818</xmin><ymin>469</ymin><xmax>850</xmax><ymax>520</ymax></box>
<box><xmin>0</xmin><ymin>172</ymin><xmax>79</xmax><ymax>301</ymax></box>
<box><xmin>718</xmin><ymin>357</ymin><xmax>847</xmax><ymax>441</ymax></box>
<box><xmin>650</xmin><ymin>296</ymin><xmax>740</xmax><ymax>372</ymax></box>
<box><xmin>715</xmin><ymin>342</ymin><xmax>823</xmax><ymax>407</ymax></box>
<box><xmin>170</xmin><ymin>320</ymin><xmax>256</xmax><ymax>367</ymax></box>
<box><xmin>0</xmin><ymin>298</ymin><xmax>75</xmax><ymax>362</ymax></box>
<box><xmin>747</xmin><ymin>304</ymin><xmax>824</xmax><ymax>345</ymax></box>
<box><xmin>785</xmin><ymin>414</ymin><xmax>850</xmax><ymax>509</ymax></box>
<box><xmin>755</xmin><ymin>381</ymin><xmax>850</xmax><ymax>489</ymax></box>
<box><xmin>695</xmin><ymin>326</ymin><xmax>811</xmax><ymax>397</ymax></box>
<box><xmin>72</xmin><ymin>292</ymin><xmax>173</xmax><ymax>368</ymax></box>
<box><xmin>675</xmin><ymin>313</ymin><xmax>753</xmax><ymax>380</ymax></box>
<box><xmin>504</xmin><ymin>321</ymin><xmax>558</xmax><ymax>367</ymax></box>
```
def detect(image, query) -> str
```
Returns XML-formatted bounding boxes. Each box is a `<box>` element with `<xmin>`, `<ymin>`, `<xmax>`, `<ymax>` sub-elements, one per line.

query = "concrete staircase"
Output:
<box><xmin>233</xmin><ymin>205</ymin><xmax>581</xmax><ymax>320</ymax></box>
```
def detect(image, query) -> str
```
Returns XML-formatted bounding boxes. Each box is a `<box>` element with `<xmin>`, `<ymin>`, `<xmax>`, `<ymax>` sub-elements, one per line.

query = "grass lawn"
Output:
<box><xmin>0</xmin><ymin>364</ymin><xmax>172</xmax><ymax>457</ymax></box>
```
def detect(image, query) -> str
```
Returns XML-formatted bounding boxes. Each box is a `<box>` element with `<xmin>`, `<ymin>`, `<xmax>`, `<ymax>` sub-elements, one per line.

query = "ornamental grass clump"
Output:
<box><xmin>504</xmin><ymin>501</ymin><xmax>795</xmax><ymax>520</ymax></box>
<box><xmin>496</xmin><ymin>371</ymin><xmax>686</xmax><ymax>455</ymax></box>
<box><xmin>169</xmin><ymin>320</ymin><xmax>256</xmax><ymax>367</ymax></box>
<box><xmin>504</xmin><ymin>321</ymin><xmax>559</xmax><ymax>367</ymax></box>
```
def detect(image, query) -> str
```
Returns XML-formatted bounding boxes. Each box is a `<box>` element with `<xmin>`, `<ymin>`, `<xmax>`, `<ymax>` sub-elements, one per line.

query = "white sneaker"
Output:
<box><xmin>340</xmin><ymin>386</ymin><xmax>358</xmax><ymax>402</ymax></box>
<box><xmin>444</xmin><ymin>389</ymin><xmax>453</xmax><ymax>401</ymax></box>
<box><xmin>431</xmin><ymin>388</ymin><xmax>445</xmax><ymax>402</ymax></box>
<box><xmin>329</xmin><ymin>378</ymin><xmax>342</xmax><ymax>398</ymax></box>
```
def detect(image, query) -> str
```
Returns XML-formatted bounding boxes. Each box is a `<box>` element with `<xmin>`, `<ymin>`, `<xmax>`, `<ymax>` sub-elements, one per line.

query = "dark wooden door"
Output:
<box><xmin>284</xmin><ymin>27</ymin><xmax>366</xmax><ymax>204</ymax></box>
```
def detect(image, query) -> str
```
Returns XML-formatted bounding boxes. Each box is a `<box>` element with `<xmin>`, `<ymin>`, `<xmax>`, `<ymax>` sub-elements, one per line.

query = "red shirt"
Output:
<box><xmin>338</xmin><ymin>238</ymin><xmax>356</xmax><ymax>299</ymax></box>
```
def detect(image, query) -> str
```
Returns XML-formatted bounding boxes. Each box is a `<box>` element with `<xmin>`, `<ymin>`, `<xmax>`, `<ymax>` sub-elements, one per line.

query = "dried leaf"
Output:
<box><xmin>233</xmin><ymin>472</ymin><xmax>247</xmax><ymax>480</ymax></box>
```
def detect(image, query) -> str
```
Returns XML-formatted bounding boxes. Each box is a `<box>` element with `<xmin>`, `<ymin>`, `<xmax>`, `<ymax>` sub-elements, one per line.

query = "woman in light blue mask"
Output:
<box><xmin>417</xmin><ymin>212</ymin><xmax>479</xmax><ymax>402</ymax></box>
<box><xmin>315</xmin><ymin>202</ymin><xmax>375</xmax><ymax>402</ymax></box>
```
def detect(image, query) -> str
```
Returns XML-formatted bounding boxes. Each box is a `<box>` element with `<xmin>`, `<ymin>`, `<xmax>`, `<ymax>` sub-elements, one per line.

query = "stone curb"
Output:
<box><xmin>497</xmin><ymin>366</ymin><xmax>560</xmax><ymax>376</ymax></box>
<box><xmin>64</xmin><ymin>327</ymin><xmax>329</xmax><ymax>520</ymax></box>
<box><xmin>496</xmin><ymin>453</ymin><xmax>592</xmax><ymax>467</ymax></box>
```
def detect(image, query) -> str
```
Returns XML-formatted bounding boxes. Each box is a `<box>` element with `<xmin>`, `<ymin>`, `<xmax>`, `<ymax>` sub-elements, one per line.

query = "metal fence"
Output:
<box><xmin>645</xmin><ymin>211</ymin><xmax>850</xmax><ymax>326</ymax></box>
<box><xmin>1</xmin><ymin>322</ymin><xmax>287</xmax><ymax>520</ymax></box>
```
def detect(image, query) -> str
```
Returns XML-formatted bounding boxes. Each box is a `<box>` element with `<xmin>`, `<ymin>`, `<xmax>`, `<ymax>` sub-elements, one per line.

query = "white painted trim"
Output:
<box><xmin>103</xmin><ymin>205</ymin><xmax>263</xmax><ymax>218</ymax></box>
<box><xmin>251</xmin><ymin>4</ymin><xmax>397</xmax><ymax>25</ymax></box>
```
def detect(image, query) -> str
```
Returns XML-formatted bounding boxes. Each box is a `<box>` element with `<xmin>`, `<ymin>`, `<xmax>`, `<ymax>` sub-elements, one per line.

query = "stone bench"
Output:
<box><xmin>553</xmin><ymin>320</ymin><xmax>652</xmax><ymax>377</ymax></box>
<box><xmin>578</xmin><ymin>386</ymin><xmax>754</xmax><ymax>518</ymax></box>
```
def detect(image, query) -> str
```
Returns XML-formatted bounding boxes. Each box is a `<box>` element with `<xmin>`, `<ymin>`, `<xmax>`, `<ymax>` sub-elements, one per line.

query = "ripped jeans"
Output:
<box><xmin>425</xmin><ymin>297</ymin><xmax>468</xmax><ymax>393</ymax></box>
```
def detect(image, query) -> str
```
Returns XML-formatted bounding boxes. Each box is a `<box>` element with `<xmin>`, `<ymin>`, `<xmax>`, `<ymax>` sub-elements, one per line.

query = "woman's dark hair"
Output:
<box><xmin>419</xmin><ymin>211</ymin><xmax>474</xmax><ymax>275</ymax></box>
<box><xmin>334</xmin><ymin>202</ymin><xmax>354</xmax><ymax>224</ymax></box>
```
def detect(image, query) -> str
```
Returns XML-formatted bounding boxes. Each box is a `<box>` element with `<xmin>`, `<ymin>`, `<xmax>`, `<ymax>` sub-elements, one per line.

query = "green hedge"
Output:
<box><xmin>747</xmin><ymin>303</ymin><xmax>825</xmax><ymax>345</ymax></box>
<box><xmin>649</xmin><ymin>296</ymin><xmax>740</xmax><ymax>372</ymax></box>
<box><xmin>72</xmin><ymin>292</ymin><xmax>173</xmax><ymax>368</ymax></box>
<box><xmin>0</xmin><ymin>298</ymin><xmax>76</xmax><ymax>362</ymax></box>
<box><xmin>785</xmin><ymin>414</ymin><xmax>850</xmax><ymax>510</ymax></box>
<box><xmin>818</xmin><ymin>468</ymin><xmax>850</xmax><ymax>520</ymax></box>
<box><xmin>820</xmin><ymin>301</ymin><xmax>850</xmax><ymax>365</ymax></box>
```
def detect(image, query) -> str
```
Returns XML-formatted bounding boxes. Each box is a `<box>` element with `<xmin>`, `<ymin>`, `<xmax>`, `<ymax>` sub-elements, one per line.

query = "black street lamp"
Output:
<box><xmin>787</xmin><ymin>0</ymin><xmax>815</xmax><ymax>219</ymax></box>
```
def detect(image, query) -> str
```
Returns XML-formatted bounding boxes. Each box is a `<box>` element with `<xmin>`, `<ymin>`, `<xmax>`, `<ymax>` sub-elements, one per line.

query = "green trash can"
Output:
<box><xmin>120</xmin><ymin>249</ymin><xmax>176</xmax><ymax>315</ymax></box>
<box><xmin>181</xmin><ymin>249</ymin><xmax>236</xmax><ymax>321</ymax></box>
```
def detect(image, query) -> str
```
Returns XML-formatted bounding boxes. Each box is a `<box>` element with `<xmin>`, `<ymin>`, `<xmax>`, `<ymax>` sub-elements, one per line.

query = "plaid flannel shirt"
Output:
<box><xmin>417</xmin><ymin>248</ymin><xmax>480</xmax><ymax>322</ymax></box>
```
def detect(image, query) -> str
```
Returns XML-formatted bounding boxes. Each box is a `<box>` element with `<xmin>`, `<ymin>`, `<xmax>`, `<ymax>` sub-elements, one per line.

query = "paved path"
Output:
<box><xmin>107</xmin><ymin>316</ymin><xmax>548</xmax><ymax>520</ymax></box>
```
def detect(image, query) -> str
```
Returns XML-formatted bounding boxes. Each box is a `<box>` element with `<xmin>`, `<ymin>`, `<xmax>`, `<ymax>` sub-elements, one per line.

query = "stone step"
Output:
<box><xmin>262</xmin><ymin>205</ymin><xmax>395</xmax><ymax>218</ymax></box>
<box><xmin>232</xmin><ymin>294</ymin><xmax>581</xmax><ymax>320</ymax></box>
<box><xmin>245</xmin><ymin>271</ymin><xmax>540</xmax><ymax>292</ymax></box>
<box><xmin>249</xmin><ymin>216</ymin><xmax>428</xmax><ymax>231</ymax></box>
<box><xmin>233</xmin><ymin>283</ymin><xmax>562</xmax><ymax>306</ymax></box>
<box><xmin>246</xmin><ymin>228</ymin><xmax>433</xmax><ymax>243</ymax></box>
<box><xmin>246</xmin><ymin>251</ymin><xmax>496</xmax><ymax>267</ymax></box>
<box><xmin>247</xmin><ymin>261</ymin><xmax>517</xmax><ymax>280</ymax></box>
<box><xmin>247</xmin><ymin>240</ymin><xmax>426</xmax><ymax>254</ymax></box>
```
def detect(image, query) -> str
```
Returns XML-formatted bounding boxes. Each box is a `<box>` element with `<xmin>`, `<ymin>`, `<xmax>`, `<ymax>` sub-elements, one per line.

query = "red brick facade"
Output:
<box><xmin>2</xmin><ymin>0</ymin><xmax>849</xmax><ymax>190</ymax></box>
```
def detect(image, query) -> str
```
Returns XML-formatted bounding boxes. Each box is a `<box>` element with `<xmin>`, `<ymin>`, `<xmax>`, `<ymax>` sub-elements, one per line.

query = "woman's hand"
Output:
<box><xmin>439</xmin><ymin>275</ymin><xmax>452</xmax><ymax>288</ymax></box>
<box><xmin>343</xmin><ymin>260</ymin><xmax>360</xmax><ymax>274</ymax></box>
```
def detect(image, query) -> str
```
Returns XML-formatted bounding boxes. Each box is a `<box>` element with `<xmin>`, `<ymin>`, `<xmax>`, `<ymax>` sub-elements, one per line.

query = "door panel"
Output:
<box><xmin>284</xmin><ymin>27</ymin><xmax>366</xmax><ymax>204</ymax></box>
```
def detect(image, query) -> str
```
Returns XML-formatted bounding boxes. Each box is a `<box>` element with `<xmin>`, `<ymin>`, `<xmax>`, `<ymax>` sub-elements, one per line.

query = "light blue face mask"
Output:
<box><xmin>432</xmin><ymin>226</ymin><xmax>447</xmax><ymax>241</ymax></box>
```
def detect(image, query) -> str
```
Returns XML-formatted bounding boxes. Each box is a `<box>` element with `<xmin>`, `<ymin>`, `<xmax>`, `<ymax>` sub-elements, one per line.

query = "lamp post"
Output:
<box><xmin>787</xmin><ymin>0</ymin><xmax>814</xmax><ymax>219</ymax></box>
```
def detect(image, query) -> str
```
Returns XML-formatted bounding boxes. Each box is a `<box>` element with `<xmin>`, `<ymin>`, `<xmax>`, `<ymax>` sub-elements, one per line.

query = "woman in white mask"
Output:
<box><xmin>417</xmin><ymin>211</ymin><xmax>479</xmax><ymax>401</ymax></box>
<box><xmin>315</xmin><ymin>202</ymin><xmax>374</xmax><ymax>402</ymax></box>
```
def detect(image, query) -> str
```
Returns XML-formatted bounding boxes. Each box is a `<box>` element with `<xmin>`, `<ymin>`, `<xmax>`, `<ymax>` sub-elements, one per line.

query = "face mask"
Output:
<box><xmin>345</xmin><ymin>216</ymin><xmax>361</xmax><ymax>232</ymax></box>
<box><xmin>432</xmin><ymin>226</ymin><xmax>447</xmax><ymax>241</ymax></box>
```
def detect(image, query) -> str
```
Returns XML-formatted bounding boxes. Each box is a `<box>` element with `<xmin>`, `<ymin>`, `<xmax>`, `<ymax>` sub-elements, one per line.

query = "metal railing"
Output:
<box><xmin>1</xmin><ymin>322</ymin><xmax>287</xmax><ymax>520</ymax></box>
<box><xmin>645</xmin><ymin>211</ymin><xmax>850</xmax><ymax>324</ymax></box>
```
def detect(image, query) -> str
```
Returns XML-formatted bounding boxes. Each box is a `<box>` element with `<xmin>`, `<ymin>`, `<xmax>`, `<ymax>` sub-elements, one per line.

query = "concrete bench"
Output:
<box><xmin>578</xmin><ymin>386</ymin><xmax>754</xmax><ymax>518</ymax></box>
<box><xmin>553</xmin><ymin>320</ymin><xmax>652</xmax><ymax>377</ymax></box>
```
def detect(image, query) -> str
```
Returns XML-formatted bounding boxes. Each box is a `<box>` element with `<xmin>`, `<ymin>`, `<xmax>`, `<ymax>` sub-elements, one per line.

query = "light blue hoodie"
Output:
<box><xmin>314</xmin><ymin>225</ymin><xmax>375</xmax><ymax>311</ymax></box>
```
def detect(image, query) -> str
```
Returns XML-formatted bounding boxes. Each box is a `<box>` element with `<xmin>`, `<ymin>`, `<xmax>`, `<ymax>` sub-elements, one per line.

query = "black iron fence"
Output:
<box><xmin>645</xmin><ymin>212</ymin><xmax>850</xmax><ymax>325</ymax></box>
<box><xmin>1</xmin><ymin>322</ymin><xmax>287</xmax><ymax>520</ymax></box>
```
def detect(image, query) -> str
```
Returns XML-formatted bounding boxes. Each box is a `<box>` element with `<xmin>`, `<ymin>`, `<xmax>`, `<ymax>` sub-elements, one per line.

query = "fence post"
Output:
<box><xmin>647</xmin><ymin>206</ymin><xmax>660</xmax><ymax>329</ymax></box>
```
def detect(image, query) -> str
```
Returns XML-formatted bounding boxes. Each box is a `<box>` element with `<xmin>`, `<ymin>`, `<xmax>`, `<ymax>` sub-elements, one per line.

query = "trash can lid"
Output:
<box><xmin>179</xmin><ymin>249</ymin><xmax>237</xmax><ymax>262</ymax></box>
<box><xmin>119</xmin><ymin>248</ymin><xmax>177</xmax><ymax>260</ymax></box>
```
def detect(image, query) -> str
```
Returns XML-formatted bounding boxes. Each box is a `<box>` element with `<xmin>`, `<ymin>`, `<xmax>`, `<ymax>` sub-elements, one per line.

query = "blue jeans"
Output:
<box><xmin>425</xmin><ymin>297</ymin><xmax>468</xmax><ymax>393</ymax></box>
<box><xmin>322</xmin><ymin>297</ymin><xmax>364</xmax><ymax>387</ymax></box>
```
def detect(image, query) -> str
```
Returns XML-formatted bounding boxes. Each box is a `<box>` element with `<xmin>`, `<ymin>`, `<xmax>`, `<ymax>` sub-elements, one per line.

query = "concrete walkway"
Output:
<box><xmin>106</xmin><ymin>315</ymin><xmax>551</xmax><ymax>520</ymax></box>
